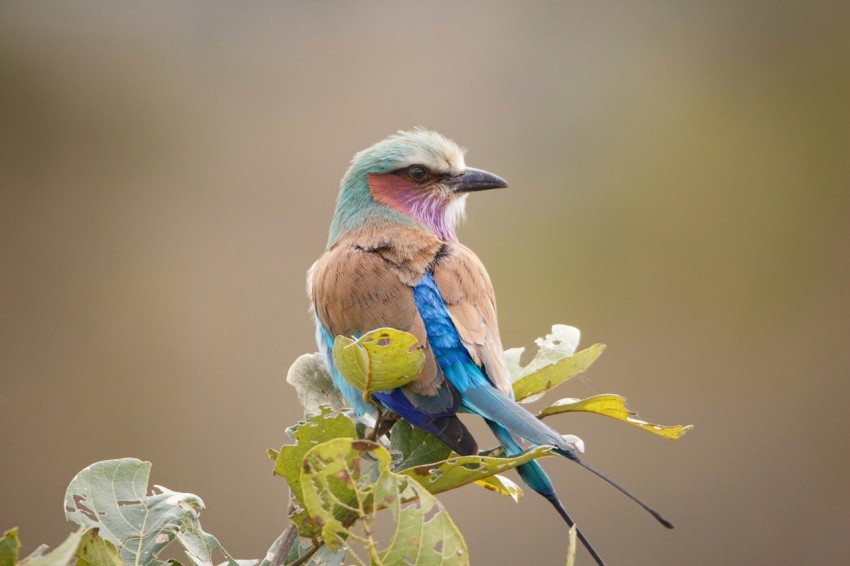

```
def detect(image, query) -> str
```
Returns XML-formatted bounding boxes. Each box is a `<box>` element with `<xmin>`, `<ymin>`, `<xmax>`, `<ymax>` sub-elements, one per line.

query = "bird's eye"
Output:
<box><xmin>407</xmin><ymin>166</ymin><xmax>429</xmax><ymax>183</ymax></box>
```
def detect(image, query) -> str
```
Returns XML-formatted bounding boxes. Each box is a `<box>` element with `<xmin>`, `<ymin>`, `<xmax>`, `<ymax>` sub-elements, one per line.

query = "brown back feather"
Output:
<box><xmin>309</xmin><ymin>225</ymin><xmax>443</xmax><ymax>396</ymax></box>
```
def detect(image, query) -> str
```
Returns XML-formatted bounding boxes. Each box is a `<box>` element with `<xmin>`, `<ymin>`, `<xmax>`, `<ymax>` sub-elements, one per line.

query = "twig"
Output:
<box><xmin>287</xmin><ymin>541</ymin><xmax>322</xmax><ymax>566</ymax></box>
<box><xmin>367</xmin><ymin>405</ymin><xmax>384</xmax><ymax>442</ymax></box>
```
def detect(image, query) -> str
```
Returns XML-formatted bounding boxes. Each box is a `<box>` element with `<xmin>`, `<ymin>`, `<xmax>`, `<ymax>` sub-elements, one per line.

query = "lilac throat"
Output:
<box><xmin>368</xmin><ymin>174</ymin><xmax>458</xmax><ymax>241</ymax></box>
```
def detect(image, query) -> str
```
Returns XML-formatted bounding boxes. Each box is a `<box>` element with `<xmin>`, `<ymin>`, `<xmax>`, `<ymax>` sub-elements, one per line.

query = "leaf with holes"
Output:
<box><xmin>272</xmin><ymin>406</ymin><xmax>357</xmax><ymax>537</ymax></box>
<box><xmin>401</xmin><ymin>445</ymin><xmax>555</xmax><ymax>495</ymax></box>
<box><xmin>507</xmin><ymin>325</ymin><xmax>605</xmax><ymax>403</ymax></box>
<box><xmin>388</xmin><ymin>421</ymin><xmax>528</xmax><ymax>502</ymax></box>
<box><xmin>333</xmin><ymin>328</ymin><xmax>425</xmax><ymax>394</ymax></box>
<box><xmin>299</xmin><ymin>437</ymin><xmax>468</xmax><ymax>565</ymax></box>
<box><xmin>64</xmin><ymin>458</ymin><xmax>221</xmax><ymax>566</ymax></box>
<box><xmin>538</xmin><ymin>394</ymin><xmax>694</xmax><ymax>439</ymax></box>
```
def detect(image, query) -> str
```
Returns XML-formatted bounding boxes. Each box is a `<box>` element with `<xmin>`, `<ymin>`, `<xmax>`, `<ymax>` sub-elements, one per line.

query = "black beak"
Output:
<box><xmin>443</xmin><ymin>167</ymin><xmax>509</xmax><ymax>193</ymax></box>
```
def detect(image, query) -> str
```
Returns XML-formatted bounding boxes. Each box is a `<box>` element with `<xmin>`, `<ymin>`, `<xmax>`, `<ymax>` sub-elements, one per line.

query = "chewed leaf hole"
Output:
<box><xmin>72</xmin><ymin>494</ymin><xmax>100</xmax><ymax>522</ymax></box>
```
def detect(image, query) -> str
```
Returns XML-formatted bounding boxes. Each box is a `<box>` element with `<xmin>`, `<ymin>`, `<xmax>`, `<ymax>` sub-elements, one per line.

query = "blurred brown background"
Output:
<box><xmin>2</xmin><ymin>2</ymin><xmax>848</xmax><ymax>564</ymax></box>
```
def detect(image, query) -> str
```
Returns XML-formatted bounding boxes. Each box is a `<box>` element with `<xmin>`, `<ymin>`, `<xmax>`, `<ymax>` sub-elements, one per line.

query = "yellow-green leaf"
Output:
<box><xmin>537</xmin><ymin>394</ymin><xmax>694</xmax><ymax>439</ymax></box>
<box><xmin>511</xmin><ymin>343</ymin><xmax>606</xmax><ymax>403</ymax></box>
<box><xmin>274</xmin><ymin>407</ymin><xmax>356</xmax><ymax>495</ymax></box>
<box><xmin>565</xmin><ymin>525</ymin><xmax>577</xmax><ymax>566</ymax></box>
<box><xmin>401</xmin><ymin>445</ymin><xmax>555</xmax><ymax>495</ymax></box>
<box><xmin>0</xmin><ymin>527</ymin><xmax>20</xmax><ymax>566</ymax></box>
<box><xmin>333</xmin><ymin>328</ymin><xmax>425</xmax><ymax>394</ymax></box>
<box><xmin>474</xmin><ymin>474</ymin><xmax>523</xmax><ymax>502</ymax></box>
<box><xmin>74</xmin><ymin>529</ymin><xmax>122</xmax><ymax>566</ymax></box>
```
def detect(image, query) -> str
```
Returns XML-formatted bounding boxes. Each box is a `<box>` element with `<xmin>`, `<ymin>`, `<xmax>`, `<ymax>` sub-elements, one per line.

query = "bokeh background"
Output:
<box><xmin>2</xmin><ymin>2</ymin><xmax>848</xmax><ymax>564</ymax></box>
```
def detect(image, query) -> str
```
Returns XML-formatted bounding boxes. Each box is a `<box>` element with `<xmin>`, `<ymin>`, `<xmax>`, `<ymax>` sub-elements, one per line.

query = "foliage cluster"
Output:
<box><xmin>2</xmin><ymin>325</ymin><xmax>690</xmax><ymax>566</ymax></box>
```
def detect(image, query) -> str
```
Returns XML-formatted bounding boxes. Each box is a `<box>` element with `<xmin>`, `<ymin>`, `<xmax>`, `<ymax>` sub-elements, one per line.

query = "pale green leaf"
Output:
<box><xmin>64</xmin><ymin>458</ymin><xmax>206</xmax><ymax>566</ymax></box>
<box><xmin>0</xmin><ymin>528</ymin><xmax>20</xmax><ymax>566</ymax></box>
<box><xmin>506</xmin><ymin>325</ymin><xmax>582</xmax><ymax>380</ymax></box>
<box><xmin>333</xmin><ymin>328</ymin><xmax>424</xmax><ymax>394</ymax></box>
<box><xmin>473</xmin><ymin>474</ymin><xmax>523</xmax><ymax>502</ymax></box>
<box><xmin>21</xmin><ymin>529</ymin><xmax>85</xmax><ymax>566</ymax></box>
<box><xmin>300</xmin><ymin>438</ymin><xmax>468</xmax><ymax>565</ymax></box>
<box><xmin>401</xmin><ymin>445</ymin><xmax>554</xmax><ymax>495</ymax></box>
<box><xmin>538</xmin><ymin>394</ymin><xmax>694</xmax><ymax>439</ymax></box>
<box><xmin>74</xmin><ymin>529</ymin><xmax>123</xmax><ymax>566</ymax></box>
<box><xmin>511</xmin><ymin>342</ymin><xmax>606</xmax><ymax>403</ymax></box>
<box><xmin>20</xmin><ymin>546</ymin><xmax>48</xmax><ymax>561</ymax></box>
<box><xmin>172</xmin><ymin>498</ymin><xmax>240</xmax><ymax>566</ymax></box>
<box><xmin>389</xmin><ymin>420</ymin><xmax>452</xmax><ymax>471</ymax></box>
<box><xmin>286</xmin><ymin>353</ymin><xmax>347</xmax><ymax>417</ymax></box>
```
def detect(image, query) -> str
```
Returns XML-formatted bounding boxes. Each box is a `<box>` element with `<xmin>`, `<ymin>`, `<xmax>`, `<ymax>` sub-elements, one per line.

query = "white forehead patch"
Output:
<box><xmin>388</xmin><ymin>128</ymin><xmax>466</xmax><ymax>176</ymax></box>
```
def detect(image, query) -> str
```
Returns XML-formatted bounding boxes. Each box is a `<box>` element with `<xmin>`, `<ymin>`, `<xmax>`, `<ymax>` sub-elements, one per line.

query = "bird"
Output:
<box><xmin>307</xmin><ymin>129</ymin><xmax>671</xmax><ymax>565</ymax></box>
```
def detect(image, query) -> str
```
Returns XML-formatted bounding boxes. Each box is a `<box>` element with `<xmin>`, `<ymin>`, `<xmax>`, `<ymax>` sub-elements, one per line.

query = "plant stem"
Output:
<box><xmin>271</xmin><ymin>524</ymin><xmax>298</xmax><ymax>566</ymax></box>
<box><xmin>287</xmin><ymin>542</ymin><xmax>321</xmax><ymax>566</ymax></box>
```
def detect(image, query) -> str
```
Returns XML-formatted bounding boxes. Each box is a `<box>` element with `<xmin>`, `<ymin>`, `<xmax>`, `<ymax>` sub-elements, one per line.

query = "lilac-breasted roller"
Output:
<box><xmin>308</xmin><ymin>129</ymin><xmax>671</xmax><ymax>565</ymax></box>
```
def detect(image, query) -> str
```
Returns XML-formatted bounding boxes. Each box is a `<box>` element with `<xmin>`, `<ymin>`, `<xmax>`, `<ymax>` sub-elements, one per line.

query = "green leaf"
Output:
<box><xmin>389</xmin><ymin>420</ymin><xmax>452</xmax><ymax>471</ymax></box>
<box><xmin>64</xmin><ymin>458</ymin><xmax>207</xmax><ymax>566</ymax></box>
<box><xmin>21</xmin><ymin>529</ymin><xmax>85</xmax><ymax>566</ymax></box>
<box><xmin>74</xmin><ymin>529</ymin><xmax>123</xmax><ymax>566</ymax></box>
<box><xmin>287</xmin><ymin>353</ymin><xmax>347</xmax><ymax>417</ymax></box>
<box><xmin>538</xmin><ymin>394</ymin><xmax>694</xmax><ymax>439</ymax></box>
<box><xmin>473</xmin><ymin>474</ymin><xmax>523</xmax><ymax>502</ymax></box>
<box><xmin>300</xmin><ymin>438</ymin><xmax>468</xmax><ymax>565</ymax></box>
<box><xmin>333</xmin><ymin>328</ymin><xmax>424</xmax><ymax>394</ymax></box>
<box><xmin>0</xmin><ymin>528</ymin><xmax>20</xmax><ymax>566</ymax></box>
<box><xmin>401</xmin><ymin>445</ymin><xmax>555</xmax><ymax>495</ymax></box>
<box><xmin>509</xmin><ymin>336</ymin><xmax>606</xmax><ymax>403</ymax></box>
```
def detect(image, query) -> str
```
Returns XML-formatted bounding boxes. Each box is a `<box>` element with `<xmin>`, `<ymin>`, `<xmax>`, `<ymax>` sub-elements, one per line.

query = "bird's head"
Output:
<box><xmin>328</xmin><ymin>129</ymin><xmax>507</xmax><ymax>245</ymax></box>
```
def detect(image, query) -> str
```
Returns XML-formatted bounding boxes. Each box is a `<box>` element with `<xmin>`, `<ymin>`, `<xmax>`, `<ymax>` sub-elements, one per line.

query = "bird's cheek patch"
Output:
<box><xmin>368</xmin><ymin>173</ymin><xmax>416</xmax><ymax>211</ymax></box>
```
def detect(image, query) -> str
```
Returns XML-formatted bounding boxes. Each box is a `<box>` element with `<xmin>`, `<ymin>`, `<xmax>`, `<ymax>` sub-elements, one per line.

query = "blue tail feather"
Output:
<box><xmin>487</xmin><ymin>420</ymin><xmax>606</xmax><ymax>565</ymax></box>
<box><xmin>461</xmin><ymin>378</ymin><xmax>578</xmax><ymax>457</ymax></box>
